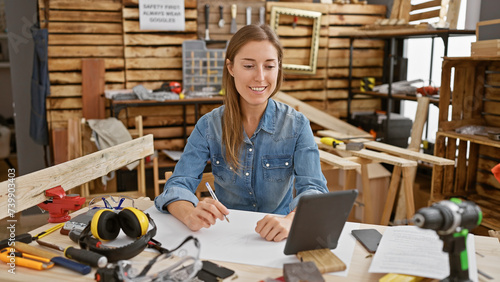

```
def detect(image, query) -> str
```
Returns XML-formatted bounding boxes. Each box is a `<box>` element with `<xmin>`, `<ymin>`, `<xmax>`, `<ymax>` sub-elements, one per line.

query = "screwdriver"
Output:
<box><xmin>15</xmin><ymin>242</ymin><xmax>91</xmax><ymax>275</ymax></box>
<box><xmin>36</xmin><ymin>239</ymin><xmax>107</xmax><ymax>268</ymax></box>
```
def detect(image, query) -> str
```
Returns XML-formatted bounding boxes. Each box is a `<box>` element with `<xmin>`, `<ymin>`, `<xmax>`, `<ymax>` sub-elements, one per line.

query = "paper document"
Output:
<box><xmin>162</xmin><ymin>149</ymin><xmax>183</xmax><ymax>161</ymax></box>
<box><xmin>145</xmin><ymin>207</ymin><xmax>360</xmax><ymax>277</ymax></box>
<box><xmin>369</xmin><ymin>226</ymin><xmax>477</xmax><ymax>281</ymax></box>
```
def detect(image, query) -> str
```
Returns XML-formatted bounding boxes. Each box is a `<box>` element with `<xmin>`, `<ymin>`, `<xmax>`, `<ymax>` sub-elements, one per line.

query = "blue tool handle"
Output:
<box><xmin>51</xmin><ymin>256</ymin><xmax>91</xmax><ymax>275</ymax></box>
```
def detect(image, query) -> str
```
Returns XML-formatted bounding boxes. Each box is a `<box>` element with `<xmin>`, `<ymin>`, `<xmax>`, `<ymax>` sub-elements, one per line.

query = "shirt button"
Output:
<box><xmin>285</xmin><ymin>162</ymin><xmax>289</xmax><ymax>166</ymax></box>
<box><xmin>216</xmin><ymin>161</ymin><xmax>220</xmax><ymax>164</ymax></box>
<box><xmin>253</xmin><ymin>204</ymin><xmax>256</xmax><ymax>207</ymax></box>
<box><xmin>245</xmin><ymin>172</ymin><xmax>249</xmax><ymax>176</ymax></box>
<box><xmin>249</xmin><ymin>192</ymin><xmax>252</xmax><ymax>195</ymax></box>
<box><xmin>249</xmin><ymin>148</ymin><xmax>253</xmax><ymax>152</ymax></box>
<box><xmin>229</xmin><ymin>166</ymin><xmax>233</xmax><ymax>170</ymax></box>
<box><xmin>266</xmin><ymin>163</ymin><xmax>269</xmax><ymax>167</ymax></box>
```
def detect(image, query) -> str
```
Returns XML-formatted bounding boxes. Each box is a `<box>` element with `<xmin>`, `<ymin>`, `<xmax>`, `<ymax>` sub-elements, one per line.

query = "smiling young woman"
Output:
<box><xmin>155</xmin><ymin>25</ymin><xmax>328</xmax><ymax>242</ymax></box>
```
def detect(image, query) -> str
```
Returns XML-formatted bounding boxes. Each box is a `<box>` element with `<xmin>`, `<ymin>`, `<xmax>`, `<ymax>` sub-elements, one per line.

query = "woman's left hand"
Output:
<box><xmin>255</xmin><ymin>212</ymin><xmax>295</xmax><ymax>242</ymax></box>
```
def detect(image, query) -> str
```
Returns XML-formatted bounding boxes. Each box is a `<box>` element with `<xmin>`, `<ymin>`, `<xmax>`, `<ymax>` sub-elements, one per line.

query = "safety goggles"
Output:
<box><xmin>88</xmin><ymin>195</ymin><xmax>135</xmax><ymax>210</ymax></box>
<box><xmin>113</xmin><ymin>236</ymin><xmax>202</xmax><ymax>282</ymax></box>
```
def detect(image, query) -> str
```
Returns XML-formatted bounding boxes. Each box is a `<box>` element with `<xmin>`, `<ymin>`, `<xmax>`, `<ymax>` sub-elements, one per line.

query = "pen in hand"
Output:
<box><xmin>205</xmin><ymin>182</ymin><xmax>230</xmax><ymax>223</ymax></box>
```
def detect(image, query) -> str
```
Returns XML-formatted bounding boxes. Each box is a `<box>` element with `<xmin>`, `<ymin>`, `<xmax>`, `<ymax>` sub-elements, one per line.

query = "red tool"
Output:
<box><xmin>416</xmin><ymin>86</ymin><xmax>439</xmax><ymax>96</ymax></box>
<box><xmin>37</xmin><ymin>186</ymin><xmax>85</xmax><ymax>223</ymax></box>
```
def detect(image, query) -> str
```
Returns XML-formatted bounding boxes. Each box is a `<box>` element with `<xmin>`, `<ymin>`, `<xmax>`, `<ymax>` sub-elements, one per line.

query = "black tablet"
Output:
<box><xmin>284</xmin><ymin>189</ymin><xmax>358</xmax><ymax>255</ymax></box>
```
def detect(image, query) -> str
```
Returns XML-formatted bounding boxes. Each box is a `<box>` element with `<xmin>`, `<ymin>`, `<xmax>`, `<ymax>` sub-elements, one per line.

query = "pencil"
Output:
<box><xmin>205</xmin><ymin>182</ymin><xmax>230</xmax><ymax>223</ymax></box>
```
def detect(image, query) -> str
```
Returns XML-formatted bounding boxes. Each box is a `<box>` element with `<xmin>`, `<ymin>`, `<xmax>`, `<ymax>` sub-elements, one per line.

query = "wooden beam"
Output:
<box><xmin>0</xmin><ymin>135</ymin><xmax>154</xmax><ymax>219</ymax></box>
<box><xmin>82</xmin><ymin>58</ymin><xmax>106</xmax><ymax>119</ymax></box>
<box><xmin>275</xmin><ymin>91</ymin><xmax>372</xmax><ymax>139</ymax></box>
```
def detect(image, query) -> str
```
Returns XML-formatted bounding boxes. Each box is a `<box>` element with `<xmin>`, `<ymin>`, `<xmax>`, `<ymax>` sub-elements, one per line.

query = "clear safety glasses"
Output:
<box><xmin>115</xmin><ymin>236</ymin><xmax>202</xmax><ymax>282</ymax></box>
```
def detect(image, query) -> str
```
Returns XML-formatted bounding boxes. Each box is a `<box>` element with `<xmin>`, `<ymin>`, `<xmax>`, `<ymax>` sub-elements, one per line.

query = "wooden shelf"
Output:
<box><xmin>437</xmin><ymin>131</ymin><xmax>500</xmax><ymax>149</ymax></box>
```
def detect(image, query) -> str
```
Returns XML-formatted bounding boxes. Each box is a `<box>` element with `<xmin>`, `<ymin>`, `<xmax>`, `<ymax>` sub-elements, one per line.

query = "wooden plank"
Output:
<box><xmin>399</xmin><ymin>0</ymin><xmax>411</xmax><ymax>22</ymax></box>
<box><xmin>318</xmin><ymin>130</ymin><xmax>454</xmax><ymax>165</ymax></box>
<box><xmin>446</xmin><ymin>0</ymin><xmax>461</xmax><ymax>29</ymax></box>
<box><xmin>82</xmin><ymin>59</ymin><xmax>106</xmax><ymax>119</ymax></box>
<box><xmin>48</xmin><ymin>0</ymin><xmax>122</xmax><ymax>11</ymax></box>
<box><xmin>451</xmin><ymin>67</ymin><xmax>466</xmax><ymax>121</ymax></box>
<box><xmin>327</xmin><ymin>67</ymin><xmax>383</xmax><ymax>78</ymax></box>
<box><xmin>48</xmin><ymin>110</ymin><xmax>83</xmax><ymax>122</ymax></box>
<box><xmin>318</xmin><ymin>149</ymin><xmax>361</xmax><ymax>170</ymax></box>
<box><xmin>327</xmin><ymin>38</ymin><xmax>385</xmax><ymax>49</ymax></box>
<box><xmin>443</xmin><ymin>136</ymin><xmax>457</xmax><ymax>194</ymax></box>
<box><xmin>390</xmin><ymin>0</ymin><xmax>402</xmax><ymax>19</ymax></box>
<box><xmin>49</xmin><ymin>71</ymin><xmax>124</xmax><ymax>84</ymax></box>
<box><xmin>124</xmin><ymin>46</ymin><xmax>183</xmax><ymax>58</ymax></box>
<box><xmin>275</xmin><ymin>91</ymin><xmax>372</xmax><ymax>138</ymax></box>
<box><xmin>144</xmin><ymin>126</ymin><xmax>195</xmax><ymax>139</ymax></box>
<box><xmin>411</xmin><ymin>0</ymin><xmax>441</xmax><ymax>11</ymax></box>
<box><xmin>454</xmin><ymin>140</ymin><xmax>468</xmax><ymax>193</ymax></box>
<box><xmin>327</xmin><ymin>14</ymin><xmax>383</xmax><ymax>26</ymax></box>
<box><xmin>125</xmin><ymin>70</ymin><xmax>183</xmax><ymax>81</ymax></box>
<box><xmin>154</xmin><ymin>138</ymin><xmax>187</xmax><ymax>151</ymax></box>
<box><xmin>48</xmin><ymin>22</ymin><xmax>123</xmax><ymax>33</ymax></box>
<box><xmin>48</xmin><ymin>10</ymin><xmax>122</xmax><ymax>22</ymax></box>
<box><xmin>409</xmin><ymin>10</ymin><xmax>440</xmax><ymax>22</ymax></box>
<box><xmin>316</xmin><ymin>139</ymin><xmax>417</xmax><ymax>167</ymax></box>
<box><xmin>51</xmin><ymin>127</ymin><xmax>68</xmax><ymax>165</ymax></box>
<box><xmin>126</xmin><ymin>58</ymin><xmax>182</xmax><ymax>69</ymax></box>
<box><xmin>48</xmin><ymin>46</ymin><xmax>124</xmax><ymax>58</ymax></box>
<box><xmin>46</xmin><ymin>97</ymin><xmax>82</xmax><ymax>110</ymax></box>
<box><xmin>329</xmin><ymin>4</ymin><xmax>386</xmax><ymax>15</ymax></box>
<box><xmin>326</xmin><ymin>90</ymin><xmax>349</xmax><ymax>99</ymax></box>
<box><xmin>50</xmin><ymin>85</ymin><xmax>82</xmax><ymax>97</ymax></box>
<box><xmin>48</xmin><ymin>58</ymin><xmax>125</xmax><ymax>71</ymax></box>
<box><xmin>49</xmin><ymin>34</ymin><xmax>124</xmax><ymax>45</ymax></box>
<box><xmin>0</xmin><ymin>135</ymin><xmax>154</xmax><ymax>219</ymax></box>
<box><xmin>285</xmin><ymin>90</ymin><xmax>327</xmax><ymax>101</ymax></box>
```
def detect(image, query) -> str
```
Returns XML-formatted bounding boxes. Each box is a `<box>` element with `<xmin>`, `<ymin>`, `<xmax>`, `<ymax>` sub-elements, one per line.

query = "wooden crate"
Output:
<box><xmin>432</xmin><ymin>57</ymin><xmax>500</xmax><ymax>231</ymax></box>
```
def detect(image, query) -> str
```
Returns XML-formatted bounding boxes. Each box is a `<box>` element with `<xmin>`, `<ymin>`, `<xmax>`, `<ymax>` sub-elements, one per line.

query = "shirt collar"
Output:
<box><xmin>258</xmin><ymin>98</ymin><xmax>276</xmax><ymax>135</ymax></box>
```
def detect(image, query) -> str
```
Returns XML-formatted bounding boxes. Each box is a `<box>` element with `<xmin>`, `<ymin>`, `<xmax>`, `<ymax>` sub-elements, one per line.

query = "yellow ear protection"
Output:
<box><xmin>76</xmin><ymin>207</ymin><xmax>157</xmax><ymax>262</ymax></box>
<box><xmin>90</xmin><ymin>207</ymin><xmax>149</xmax><ymax>240</ymax></box>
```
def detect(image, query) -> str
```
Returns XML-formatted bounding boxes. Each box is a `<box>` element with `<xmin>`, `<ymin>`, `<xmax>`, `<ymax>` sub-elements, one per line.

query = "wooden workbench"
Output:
<box><xmin>2</xmin><ymin>198</ymin><xmax>499</xmax><ymax>281</ymax></box>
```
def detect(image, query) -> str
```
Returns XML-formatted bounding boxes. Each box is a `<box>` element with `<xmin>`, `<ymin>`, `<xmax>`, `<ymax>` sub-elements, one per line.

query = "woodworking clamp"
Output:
<box><xmin>37</xmin><ymin>186</ymin><xmax>86</xmax><ymax>223</ymax></box>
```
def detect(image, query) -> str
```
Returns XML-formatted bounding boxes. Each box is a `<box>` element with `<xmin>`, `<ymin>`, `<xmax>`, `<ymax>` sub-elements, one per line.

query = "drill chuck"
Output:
<box><xmin>413</xmin><ymin>199</ymin><xmax>482</xmax><ymax>235</ymax></box>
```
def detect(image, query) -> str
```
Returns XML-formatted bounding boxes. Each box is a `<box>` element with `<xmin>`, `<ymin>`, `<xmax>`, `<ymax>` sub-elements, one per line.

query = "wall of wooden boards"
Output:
<box><xmin>40</xmin><ymin>0</ymin><xmax>387</xmax><ymax>162</ymax></box>
<box><xmin>196</xmin><ymin>1</ymin><xmax>386</xmax><ymax>118</ymax></box>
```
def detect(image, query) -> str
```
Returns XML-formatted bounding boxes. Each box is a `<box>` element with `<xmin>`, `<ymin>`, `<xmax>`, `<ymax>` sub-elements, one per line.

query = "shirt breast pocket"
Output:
<box><xmin>262</xmin><ymin>155</ymin><xmax>293</xmax><ymax>182</ymax></box>
<box><xmin>212</xmin><ymin>155</ymin><xmax>236</xmax><ymax>184</ymax></box>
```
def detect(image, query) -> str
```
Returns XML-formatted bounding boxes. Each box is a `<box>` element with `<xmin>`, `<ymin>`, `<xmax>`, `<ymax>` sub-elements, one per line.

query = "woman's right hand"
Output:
<box><xmin>168</xmin><ymin>199</ymin><xmax>229</xmax><ymax>231</ymax></box>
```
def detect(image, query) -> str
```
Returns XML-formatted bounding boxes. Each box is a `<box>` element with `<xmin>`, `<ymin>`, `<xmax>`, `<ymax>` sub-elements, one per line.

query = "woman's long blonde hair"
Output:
<box><xmin>222</xmin><ymin>25</ymin><xmax>284</xmax><ymax>171</ymax></box>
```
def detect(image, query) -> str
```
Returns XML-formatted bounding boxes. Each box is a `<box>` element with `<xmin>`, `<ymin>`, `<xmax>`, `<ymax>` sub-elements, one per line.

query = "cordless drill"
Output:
<box><xmin>413</xmin><ymin>198</ymin><xmax>482</xmax><ymax>282</ymax></box>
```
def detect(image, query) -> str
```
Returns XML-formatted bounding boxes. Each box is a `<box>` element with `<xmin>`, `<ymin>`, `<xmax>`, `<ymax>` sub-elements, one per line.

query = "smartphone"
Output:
<box><xmin>351</xmin><ymin>228</ymin><xmax>382</xmax><ymax>253</ymax></box>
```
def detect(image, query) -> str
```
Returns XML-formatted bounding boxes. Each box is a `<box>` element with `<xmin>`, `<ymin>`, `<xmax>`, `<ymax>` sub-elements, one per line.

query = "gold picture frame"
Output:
<box><xmin>269</xmin><ymin>7</ymin><xmax>322</xmax><ymax>75</ymax></box>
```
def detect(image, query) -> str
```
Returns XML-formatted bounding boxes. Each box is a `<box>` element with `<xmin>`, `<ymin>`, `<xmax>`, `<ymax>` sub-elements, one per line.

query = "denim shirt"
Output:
<box><xmin>154</xmin><ymin>99</ymin><xmax>328</xmax><ymax>215</ymax></box>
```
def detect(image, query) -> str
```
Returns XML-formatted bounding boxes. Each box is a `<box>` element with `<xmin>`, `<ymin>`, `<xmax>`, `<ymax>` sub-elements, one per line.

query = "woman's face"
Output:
<box><xmin>227</xmin><ymin>40</ymin><xmax>279</xmax><ymax>109</ymax></box>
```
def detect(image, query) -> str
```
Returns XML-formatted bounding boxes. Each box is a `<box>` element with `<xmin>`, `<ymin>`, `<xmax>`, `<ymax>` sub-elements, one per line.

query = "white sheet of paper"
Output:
<box><xmin>369</xmin><ymin>226</ymin><xmax>477</xmax><ymax>281</ymax></box>
<box><xmin>162</xmin><ymin>149</ymin><xmax>183</xmax><ymax>161</ymax></box>
<box><xmin>144</xmin><ymin>207</ymin><xmax>359</xmax><ymax>277</ymax></box>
